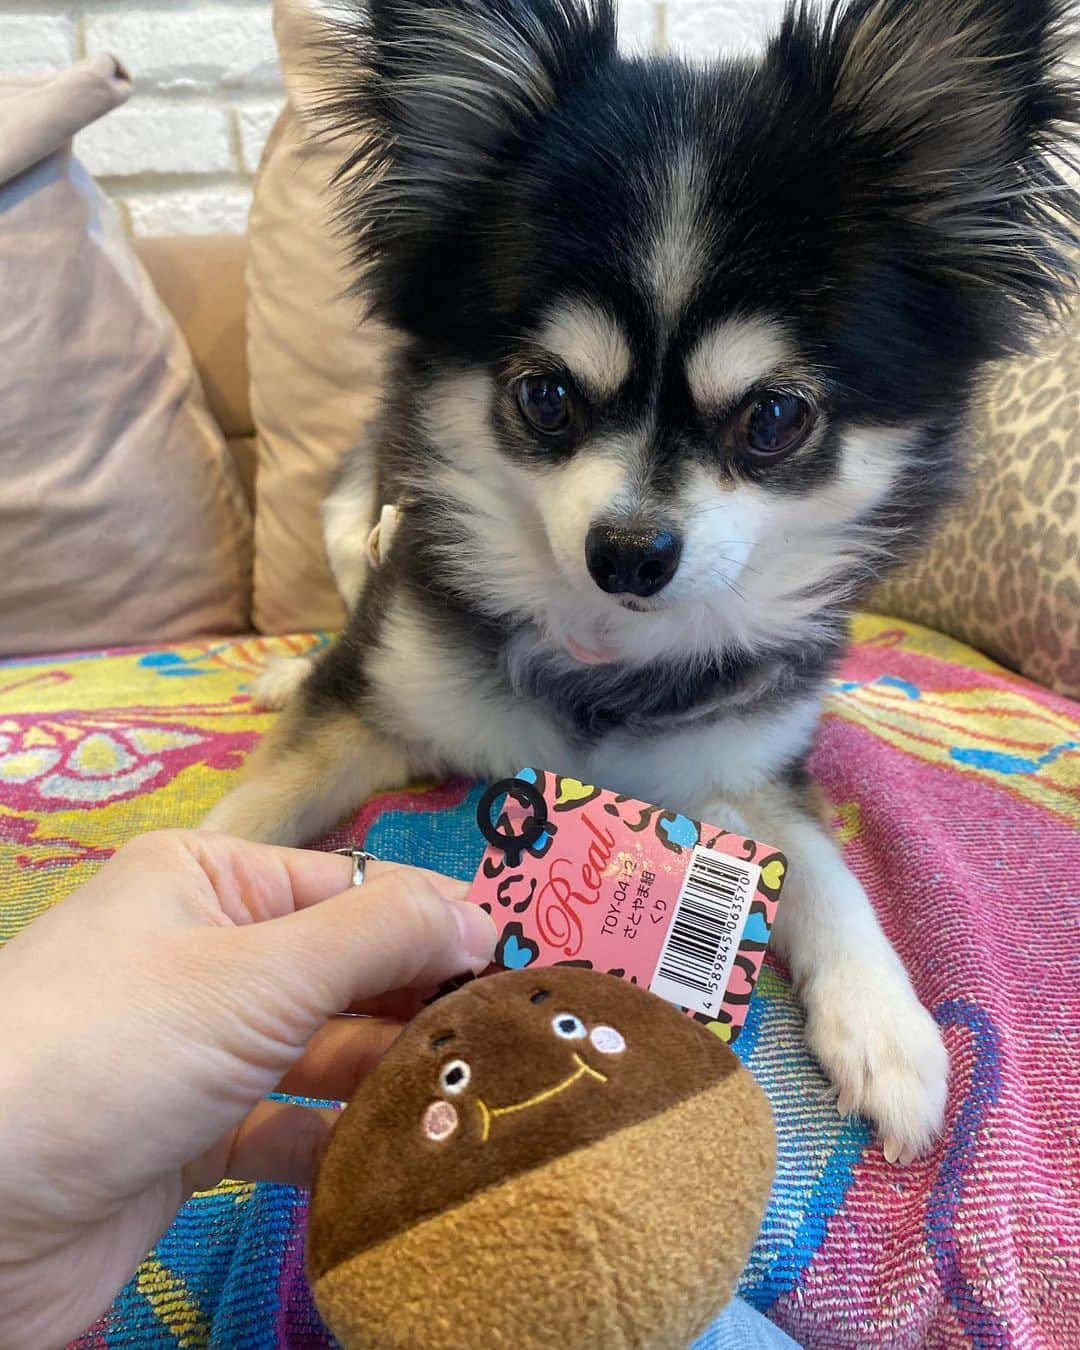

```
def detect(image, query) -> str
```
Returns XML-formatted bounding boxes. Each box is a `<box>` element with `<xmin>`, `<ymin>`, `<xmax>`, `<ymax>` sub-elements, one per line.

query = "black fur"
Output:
<box><xmin>328</xmin><ymin>0</ymin><xmax>1079</xmax><ymax>342</ymax></box>
<box><xmin>504</xmin><ymin>636</ymin><xmax>845</xmax><ymax>743</ymax></box>
<box><xmin>307</xmin><ymin>0</ymin><xmax>1079</xmax><ymax>746</ymax></box>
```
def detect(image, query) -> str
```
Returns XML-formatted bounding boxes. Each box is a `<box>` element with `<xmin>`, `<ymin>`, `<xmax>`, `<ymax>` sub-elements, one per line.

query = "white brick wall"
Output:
<box><xmin>0</xmin><ymin>12</ymin><xmax>76</xmax><ymax>75</ymax></box>
<box><xmin>84</xmin><ymin>8</ymin><xmax>281</xmax><ymax>90</ymax></box>
<box><xmin>0</xmin><ymin>1</ymin><xmax>286</xmax><ymax>235</ymax></box>
<box><xmin>658</xmin><ymin>0</ymin><xmax>788</xmax><ymax>53</ymax></box>
<box><xmin>0</xmin><ymin>0</ymin><xmax>844</xmax><ymax>236</ymax></box>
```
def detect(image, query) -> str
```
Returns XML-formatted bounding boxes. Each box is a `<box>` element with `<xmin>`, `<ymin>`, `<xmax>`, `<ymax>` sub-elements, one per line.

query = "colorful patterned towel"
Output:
<box><xmin>2</xmin><ymin>616</ymin><xmax>1078</xmax><ymax>1348</ymax></box>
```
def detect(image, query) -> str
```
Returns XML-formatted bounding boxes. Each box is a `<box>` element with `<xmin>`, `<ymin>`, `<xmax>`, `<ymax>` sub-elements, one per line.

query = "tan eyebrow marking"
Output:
<box><xmin>535</xmin><ymin>300</ymin><xmax>632</xmax><ymax>398</ymax></box>
<box><xmin>685</xmin><ymin>316</ymin><xmax>793</xmax><ymax>409</ymax></box>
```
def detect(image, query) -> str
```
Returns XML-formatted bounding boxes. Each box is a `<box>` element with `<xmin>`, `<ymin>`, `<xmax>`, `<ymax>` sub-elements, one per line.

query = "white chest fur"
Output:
<box><xmin>365</xmin><ymin>597</ymin><xmax>823</xmax><ymax>813</ymax></box>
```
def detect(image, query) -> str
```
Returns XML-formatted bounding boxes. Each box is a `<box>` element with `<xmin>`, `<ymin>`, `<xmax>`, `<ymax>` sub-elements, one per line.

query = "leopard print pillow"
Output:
<box><xmin>872</xmin><ymin>322</ymin><xmax>1079</xmax><ymax>698</ymax></box>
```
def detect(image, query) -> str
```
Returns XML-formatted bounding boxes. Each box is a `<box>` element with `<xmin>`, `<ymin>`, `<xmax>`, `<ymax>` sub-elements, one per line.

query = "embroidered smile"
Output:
<box><xmin>476</xmin><ymin>1054</ymin><xmax>607</xmax><ymax>1142</ymax></box>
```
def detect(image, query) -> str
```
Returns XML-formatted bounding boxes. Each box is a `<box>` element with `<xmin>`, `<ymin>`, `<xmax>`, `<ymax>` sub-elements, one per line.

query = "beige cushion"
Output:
<box><xmin>135</xmin><ymin>234</ymin><xmax>253</xmax><ymax>442</ymax></box>
<box><xmin>873</xmin><ymin>319</ymin><xmax>1079</xmax><ymax>698</ymax></box>
<box><xmin>247</xmin><ymin>0</ymin><xmax>395</xmax><ymax>634</ymax></box>
<box><xmin>134</xmin><ymin>234</ymin><xmax>256</xmax><ymax>507</ymax></box>
<box><xmin>0</xmin><ymin>53</ymin><xmax>131</xmax><ymax>183</ymax></box>
<box><xmin>0</xmin><ymin>63</ymin><xmax>253</xmax><ymax>657</ymax></box>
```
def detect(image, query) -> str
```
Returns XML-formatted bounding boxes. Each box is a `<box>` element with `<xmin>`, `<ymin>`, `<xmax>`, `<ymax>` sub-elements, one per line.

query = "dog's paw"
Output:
<box><xmin>200</xmin><ymin>784</ymin><xmax>288</xmax><ymax>844</ymax></box>
<box><xmin>804</xmin><ymin>966</ymin><xmax>948</xmax><ymax>1165</ymax></box>
<box><xmin>248</xmin><ymin>656</ymin><xmax>313</xmax><ymax>710</ymax></box>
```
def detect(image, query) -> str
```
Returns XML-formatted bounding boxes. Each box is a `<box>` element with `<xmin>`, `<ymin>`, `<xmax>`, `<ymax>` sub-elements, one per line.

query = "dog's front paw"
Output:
<box><xmin>248</xmin><ymin>656</ymin><xmax>313</xmax><ymax>710</ymax></box>
<box><xmin>199</xmin><ymin>786</ymin><xmax>280</xmax><ymax>843</ymax></box>
<box><xmin>803</xmin><ymin>966</ymin><xmax>948</xmax><ymax>1165</ymax></box>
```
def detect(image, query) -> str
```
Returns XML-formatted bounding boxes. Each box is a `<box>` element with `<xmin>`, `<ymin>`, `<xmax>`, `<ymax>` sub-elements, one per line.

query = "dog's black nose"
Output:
<box><xmin>585</xmin><ymin>525</ymin><xmax>682</xmax><ymax>598</ymax></box>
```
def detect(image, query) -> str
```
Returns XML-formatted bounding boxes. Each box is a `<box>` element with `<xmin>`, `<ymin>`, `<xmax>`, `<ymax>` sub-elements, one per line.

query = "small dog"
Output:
<box><xmin>205</xmin><ymin>0</ymin><xmax>1080</xmax><ymax>1161</ymax></box>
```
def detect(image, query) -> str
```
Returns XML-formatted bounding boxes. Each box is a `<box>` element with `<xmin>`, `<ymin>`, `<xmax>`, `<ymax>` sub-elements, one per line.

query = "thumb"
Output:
<box><xmin>234</xmin><ymin>864</ymin><xmax>497</xmax><ymax>1022</ymax></box>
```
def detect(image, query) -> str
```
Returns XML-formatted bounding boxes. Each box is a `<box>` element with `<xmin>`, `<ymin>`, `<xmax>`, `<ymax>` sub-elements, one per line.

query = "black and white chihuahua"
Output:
<box><xmin>205</xmin><ymin>0</ymin><xmax>1080</xmax><ymax>1163</ymax></box>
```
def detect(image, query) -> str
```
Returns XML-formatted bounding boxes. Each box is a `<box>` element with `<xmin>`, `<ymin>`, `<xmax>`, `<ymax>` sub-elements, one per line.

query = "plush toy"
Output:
<box><xmin>307</xmin><ymin>966</ymin><xmax>775</xmax><ymax>1350</ymax></box>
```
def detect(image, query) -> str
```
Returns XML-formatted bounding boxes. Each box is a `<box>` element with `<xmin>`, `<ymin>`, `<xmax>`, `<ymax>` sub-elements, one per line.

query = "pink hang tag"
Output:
<box><xmin>467</xmin><ymin>769</ymin><xmax>789</xmax><ymax>1043</ymax></box>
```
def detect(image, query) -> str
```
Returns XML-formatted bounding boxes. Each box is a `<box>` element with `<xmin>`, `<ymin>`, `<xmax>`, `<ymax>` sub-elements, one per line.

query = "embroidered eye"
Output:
<box><xmin>516</xmin><ymin>374</ymin><xmax>578</xmax><ymax>439</ymax></box>
<box><xmin>590</xmin><ymin>1025</ymin><xmax>626</xmax><ymax>1055</ymax></box>
<box><xmin>734</xmin><ymin>390</ymin><xmax>815</xmax><ymax>461</ymax></box>
<box><xmin>552</xmin><ymin>1013</ymin><xmax>587</xmax><ymax>1040</ymax></box>
<box><xmin>439</xmin><ymin>1059</ymin><xmax>471</xmax><ymax>1095</ymax></box>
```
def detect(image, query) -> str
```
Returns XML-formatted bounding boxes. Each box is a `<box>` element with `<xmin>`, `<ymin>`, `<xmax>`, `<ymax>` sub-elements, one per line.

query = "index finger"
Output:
<box><xmin>232</xmin><ymin>866</ymin><xmax>496</xmax><ymax>1018</ymax></box>
<box><xmin>184</xmin><ymin>831</ymin><xmax>470</xmax><ymax>923</ymax></box>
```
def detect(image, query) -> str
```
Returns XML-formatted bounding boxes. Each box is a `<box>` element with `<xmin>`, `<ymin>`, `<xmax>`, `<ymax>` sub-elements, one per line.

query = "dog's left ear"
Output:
<box><xmin>324</xmin><ymin>0</ymin><xmax>616</xmax><ymax>308</ymax></box>
<box><xmin>773</xmin><ymin>0</ymin><xmax>1080</xmax><ymax>339</ymax></box>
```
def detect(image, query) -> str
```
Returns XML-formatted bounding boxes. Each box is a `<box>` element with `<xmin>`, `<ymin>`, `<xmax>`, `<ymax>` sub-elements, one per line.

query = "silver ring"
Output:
<box><xmin>332</xmin><ymin>847</ymin><xmax>378</xmax><ymax>887</ymax></box>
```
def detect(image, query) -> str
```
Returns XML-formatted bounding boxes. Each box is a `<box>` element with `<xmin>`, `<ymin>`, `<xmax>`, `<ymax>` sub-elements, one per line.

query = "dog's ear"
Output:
<box><xmin>324</xmin><ymin>0</ymin><xmax>615</xmax><ymax>299</ymax></box>
<box><xmin>773</xmin><ymin>0</ymin><xmax>1080</xmax><ymax>336</ymax></box>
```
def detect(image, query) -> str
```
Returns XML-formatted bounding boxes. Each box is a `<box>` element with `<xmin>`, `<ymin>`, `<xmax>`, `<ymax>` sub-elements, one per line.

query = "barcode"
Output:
<box><xmin>649</xmin><ymin>847</ymin><xmax>760</xmax><ymax>1018</ymax></box>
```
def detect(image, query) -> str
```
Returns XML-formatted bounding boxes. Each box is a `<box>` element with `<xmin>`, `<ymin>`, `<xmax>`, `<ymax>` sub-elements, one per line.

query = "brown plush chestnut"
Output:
<box><xmin>308</xmin><ymin>967</ymin><xmax>775</xmax><ymax>1350</ymax></box>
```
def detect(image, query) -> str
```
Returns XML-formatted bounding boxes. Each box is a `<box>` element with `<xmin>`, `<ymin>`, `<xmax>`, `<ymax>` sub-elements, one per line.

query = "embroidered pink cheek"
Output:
<box><xmin>590</xmin><ymin>1025</ymin><xmax>626</xmax><ymax>1055</ymax></box>
<box><xmin>422</xmin><ymin>1100</ymin><xmax>459</xmax><ymax>1142</ymax></box>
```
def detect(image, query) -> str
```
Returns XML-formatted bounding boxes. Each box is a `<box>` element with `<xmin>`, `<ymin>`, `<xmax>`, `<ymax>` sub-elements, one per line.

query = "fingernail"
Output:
<box><xmin>449</xmin><ymin>899</ymin><xmax>497</xmax><ymax>971</ymax></box>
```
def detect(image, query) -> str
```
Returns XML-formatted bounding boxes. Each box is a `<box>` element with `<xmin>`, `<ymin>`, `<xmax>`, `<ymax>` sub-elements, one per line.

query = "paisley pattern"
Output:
<box><xmin>0</xmin><ymin>635</ymin><xmax>324</xmax><ymax>940</ymax></box>
<box><xmin>1</xmin><ymin>617</ymin><xmax>1077</xmax><ymax>1347</ymax></box>
<box><xmin>0</xmin><ymin>705</ymin><xmax>252</xmax><ymax>811</ymax></box>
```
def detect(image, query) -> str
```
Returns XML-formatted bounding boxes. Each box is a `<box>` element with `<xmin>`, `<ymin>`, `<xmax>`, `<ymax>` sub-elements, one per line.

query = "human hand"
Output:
<box><xmin>0</xmin><ymin>830</ymin><xmax>496</xmax><ymax>1350</ymax></box>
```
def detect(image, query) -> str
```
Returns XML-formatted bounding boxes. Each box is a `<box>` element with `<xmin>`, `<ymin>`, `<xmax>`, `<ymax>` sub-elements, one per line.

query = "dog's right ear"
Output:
<box><xmin>323</xmin><ymin>0</ymin><xmax>615</xmax><ymax>304</ymax></box>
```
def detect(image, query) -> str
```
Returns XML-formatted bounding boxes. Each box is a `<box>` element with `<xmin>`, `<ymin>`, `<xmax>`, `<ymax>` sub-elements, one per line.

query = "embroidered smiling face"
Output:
<box><xmin>422</xmin><ymin>992</ymin><xmax>629</xmax><ymax>1146</ymax></box>
<box><xmin>308</xmin><ymin>967</ymin><xmax>741</xmax><ymax>1284</ymax></box>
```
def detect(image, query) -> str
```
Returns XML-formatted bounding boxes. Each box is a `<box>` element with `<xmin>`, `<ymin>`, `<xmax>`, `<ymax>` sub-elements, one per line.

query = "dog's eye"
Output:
<box><xmin>736</xmin><ymin>391</ymin><xmax>815</xmax><ymax>460</ymax></box>
<box><xmin>516</xmin><ymin>375</ymin><xmax>574</xmax><ymax>437</ymax></box>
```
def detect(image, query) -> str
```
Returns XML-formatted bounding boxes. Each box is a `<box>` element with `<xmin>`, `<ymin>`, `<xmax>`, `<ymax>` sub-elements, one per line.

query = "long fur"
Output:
<box><xmin>211</xmin><ymin>0</ymin><xmax>1080</xmax><ymax>1161</ymax></box>
<box><xmin>327</xmin><ymin>0</ymin><xmax>1079</xmax><ymax>333</ymax></box>
<box><xmin>323</xmin><ymin>0</ymin><xmax>618</xmax><ymax>318</ymax></box>
<box><xmin>313</xmin><ymin>0</ymin><xmax>1079</xmax><ymax>649</ymax></box>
